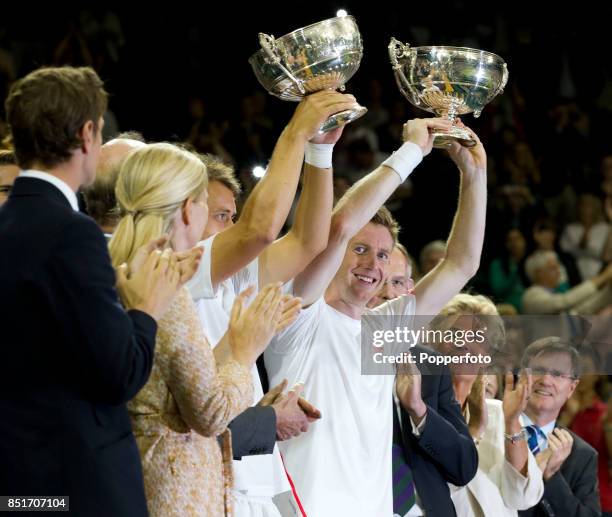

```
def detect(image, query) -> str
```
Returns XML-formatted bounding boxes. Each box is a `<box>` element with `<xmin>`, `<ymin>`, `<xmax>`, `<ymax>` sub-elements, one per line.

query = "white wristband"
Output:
<box><xmin>305</xmin><ymin>142</ymin><xmax>334</xmax><ymax>169</ymax></box>
<box><xmin>382</xmin><ymin>142</ymin><xmax>423</xmax><ymax>182</ymax></box>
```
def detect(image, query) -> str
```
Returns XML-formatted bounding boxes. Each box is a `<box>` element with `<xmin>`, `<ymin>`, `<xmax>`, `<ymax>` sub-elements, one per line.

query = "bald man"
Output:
<box><xmin>83</xmin><ymin>132</ymin><xmax>146</xmax><ymax>235</ymax></box>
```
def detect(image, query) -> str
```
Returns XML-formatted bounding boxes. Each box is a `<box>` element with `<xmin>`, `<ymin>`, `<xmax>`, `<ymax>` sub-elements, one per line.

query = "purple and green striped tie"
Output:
<box><xmin>392</xmin><ymin>438</ymin><xmax>416</xmax><ymax>515</ymax></box>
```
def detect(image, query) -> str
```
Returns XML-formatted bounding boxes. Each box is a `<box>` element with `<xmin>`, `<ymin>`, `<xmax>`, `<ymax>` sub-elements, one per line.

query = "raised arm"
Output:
<box><xmin>413</xmin><ymin>124</ymin><xmax>487</xmax><ymax>316</ymax></box>
<box><xmin>209</xmin><ymin>92</ymin><xmax>358</xmax><ymax>291</ymax></box>
<box><xmin>293</xmin><ymin>118</ymin><xmax>452</xmax><ymax>305</ymax></box>
<box><xmin>258</xmin><ymin>126</ymin><xmax>344</xmax><ymax>286</ymax></box>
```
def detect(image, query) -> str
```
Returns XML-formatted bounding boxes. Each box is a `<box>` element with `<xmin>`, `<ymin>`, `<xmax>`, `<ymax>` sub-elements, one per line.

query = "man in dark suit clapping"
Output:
<box><xmin>519</xmin><ymin>338</ymin><xmax>601</xmax><ymax>517</ymax></box>
<box><xmin>0</xmin><ymin>66</ymin><xmax>196</xmax><ymax>516</ymax></box>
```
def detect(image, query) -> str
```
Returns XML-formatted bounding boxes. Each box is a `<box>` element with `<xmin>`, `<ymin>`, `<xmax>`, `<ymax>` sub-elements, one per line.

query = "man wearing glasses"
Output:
<box><xmin>519</xmin><ymin>337</ymin><xmax>601</xmax><ymax>516</ymax></box>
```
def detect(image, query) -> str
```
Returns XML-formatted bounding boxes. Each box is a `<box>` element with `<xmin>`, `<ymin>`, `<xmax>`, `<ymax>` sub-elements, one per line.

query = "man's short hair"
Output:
<box><xmin>5</xmin><ymin>66</ymin><xmax>108</xmax><ymax>169</ymax></box>
<box><xmin>370</xmin><ymin>206</ymin><xmax>399</xmax><ymax>243</ymax></box>
<box><xmin>521</xmin><ymin>337</ymin><xmax>581</xmax><ymax>379</ymax></box>
<box><xmin>0</xmin><ymin>149</ymin><xmax>16</xmax><ymax>166</ymax></box>
<box><xmin>200</xmin><ymin>154</ymin><xmax>241</xmax><ymax>197</ymax></box>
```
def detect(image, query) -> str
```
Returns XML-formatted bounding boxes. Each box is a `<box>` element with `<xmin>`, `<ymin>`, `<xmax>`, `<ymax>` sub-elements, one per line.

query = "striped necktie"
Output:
<box><xmin>392</xmin><ymin>420</ymin><xmax>416</xmax><ymax>515</ymax></box>
<box><xmin>525</xmin><ymin>425</ymin><xmax>542</xmax><ymax>455</ymax></box>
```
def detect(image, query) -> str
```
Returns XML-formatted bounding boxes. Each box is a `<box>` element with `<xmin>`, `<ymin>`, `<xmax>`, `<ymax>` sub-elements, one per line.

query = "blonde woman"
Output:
<box><xmin>108</xmin><ymin>143</ymin><xmax>300</xmax><ymax>517</ymax></box>
<box><xmin>431</xmin><ymin>293</ymin><xmax>544</xmax><ymax>517</ymax></box>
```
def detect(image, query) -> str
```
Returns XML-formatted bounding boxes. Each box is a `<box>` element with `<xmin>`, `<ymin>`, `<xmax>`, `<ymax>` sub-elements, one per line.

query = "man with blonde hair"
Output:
<box><xmin>199</xmin><ymin>153</ymin><xmax>242</xmax><ymax>237</ymax></box>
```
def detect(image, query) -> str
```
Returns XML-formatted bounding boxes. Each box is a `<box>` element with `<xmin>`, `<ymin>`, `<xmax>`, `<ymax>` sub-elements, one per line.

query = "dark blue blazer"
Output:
<box><xmin>519</xmin><ymin>429</ymin><xmax>601</xmax><ymax>517</ymax></box>
<box><xmin>394</xmin><ymin>345</ymin><xmax>478</xmax><ymax>517</ymax></box>
<box><xmin>229</xmin><ymin>356</ymin><xmax>277</xmax><ymax>460</ymax></box>
<box><xmin>0</xmin><ymin>177</ymin><xmax>157</xmax><ymax>516</ymax></box>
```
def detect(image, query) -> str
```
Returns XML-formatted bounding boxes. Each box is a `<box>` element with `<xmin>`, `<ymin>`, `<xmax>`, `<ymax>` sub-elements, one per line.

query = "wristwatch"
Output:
<box><xmin>504</xmin><ymin>428</ymin><xmax>529</xmax><ymax>444</ymax></box>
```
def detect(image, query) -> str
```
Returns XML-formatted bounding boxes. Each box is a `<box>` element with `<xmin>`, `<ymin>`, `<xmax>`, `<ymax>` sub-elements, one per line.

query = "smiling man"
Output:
<box><xmin>519</xmin><ymin>337</ymin><xmax>601</xmax><ymax>517</ymax></box>
<box><xmin>265</xmin><ymin>118</ymin><xmax>486</xmax><ymax>516</ymax></box>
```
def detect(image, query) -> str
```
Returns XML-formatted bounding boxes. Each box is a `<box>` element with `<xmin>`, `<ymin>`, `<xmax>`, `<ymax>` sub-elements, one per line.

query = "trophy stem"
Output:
<box><xmin>319</xmin><ymin>104</ymin><xmax>368</xmax><ymax>133</ymax></box>
<box><xmin>432</xmin><ymin>123</ymin><xmax>476</xmax><ymax>149</ymax></box>
<box><xmin>445</xmin><ymin>97</ymin><xmax>461</xmax><ymax>122</ymax></box>
<box><xmin>432</xmin><ymin>97</ymin><xmax>475</xmax><ymax>148</ymax></box>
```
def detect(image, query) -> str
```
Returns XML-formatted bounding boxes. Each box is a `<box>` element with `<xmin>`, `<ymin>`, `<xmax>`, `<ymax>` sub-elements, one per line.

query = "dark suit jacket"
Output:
<box><xmin>226</xmin><ymin>355</ymin><xmax>277</xmax><ymax>460</ymax></box>
<box><xmin>395</xmin><ymin>345</ymin><xmax>478</xmax><ymax>517</ymax></box>
<box><xmin>519</xmin><ymin>429</ymin><xmax>601</xmax><ymax>517</ymax></box>
<box><xmin>229</xmin><ymin>405</ymin><xmax>277</xmax><ymax>460</ymax></box>
<box><xmin>0</xmin><ymin>177</ymin><xmax>157</xmax><ymax>516</ymax></box>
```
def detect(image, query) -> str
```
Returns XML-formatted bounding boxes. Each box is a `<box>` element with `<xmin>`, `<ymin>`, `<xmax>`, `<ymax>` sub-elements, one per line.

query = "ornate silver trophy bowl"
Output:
<box><xmin>249</xmin><ymin>16</ymin><xmax>367</xmax><ymax>133</ymax></box>
<box><xmin>388</xmin><ymin>38</ymin><xmax>508</xmax><ymax>148</ymax></box>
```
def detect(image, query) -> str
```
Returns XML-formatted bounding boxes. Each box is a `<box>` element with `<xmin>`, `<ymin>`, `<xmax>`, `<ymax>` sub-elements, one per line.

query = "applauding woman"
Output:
<box><xmin>431</xmin><ymin>293</ymin><xmax>544</xmax><ymax>517</ymax></box>
<box><xmin>109</xmin><ymin>143</ymin><xmax>300</xmax><ymax>517</ymax></box>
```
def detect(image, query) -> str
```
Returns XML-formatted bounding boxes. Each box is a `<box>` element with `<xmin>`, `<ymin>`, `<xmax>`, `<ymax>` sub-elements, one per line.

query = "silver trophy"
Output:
<box><xmin>388</xmin><ymin>38</ymin><xmax>508</xmax><ymax>148</ymax></box>
<box><xmin>249</xmin><ymin>16</ymin><xmax>367</xmax><ymax>133</ymax></box>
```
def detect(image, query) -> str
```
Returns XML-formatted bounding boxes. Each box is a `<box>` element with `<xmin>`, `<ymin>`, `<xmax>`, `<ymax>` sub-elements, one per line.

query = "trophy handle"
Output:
<box><xmin>493</xmin><ymin>62</ymin><xmax>509</xmax><ymax>97</ymax></box>
<box><xmin>259</xmin><ymin>33</ymin><xmax>306</xmax><ymax>95</ymax></box>
<box><xmin>388</xmin><ymin>38</ymin><xmax>420</xmax><ymax>106</ymax></box>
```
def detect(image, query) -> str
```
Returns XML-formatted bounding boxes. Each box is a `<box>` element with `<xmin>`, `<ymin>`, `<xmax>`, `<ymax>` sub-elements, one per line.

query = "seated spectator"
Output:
<box><xmin>502</xmin><ymin>140</ymin><xmax>541</xmax><ymax>190</ymax></box>
<box><xmin>489</xmin><ymin>184</ymin><xmax>541</xmax><ymax>242</ymax></box>
<box><xmin>522</xmin><ymin>251</ymin><xmax>612</xmax><ymax>314</ymax></box>
<box><xmin>489</xmin><ymin>228</ymin><xmax>528</xmax><ymax>311</ymax></box>
<box><xmin>561</xmin><ymin>193</ymin><xmax>609</xmax><ymax>281</ymax></box>
<box><xmin>532</xmin><ymin>217</ymin><xmax>581</xmax><ymax>289</ymax></box>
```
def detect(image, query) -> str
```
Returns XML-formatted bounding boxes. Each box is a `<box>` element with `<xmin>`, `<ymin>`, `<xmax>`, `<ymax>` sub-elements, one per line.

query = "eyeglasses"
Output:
<box><xmin>531</xmin><ymin>366</ymin><xmax>576</xmax><ymax>380</ymax></box>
